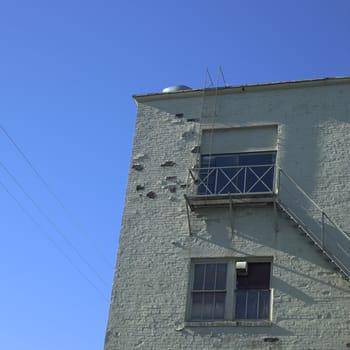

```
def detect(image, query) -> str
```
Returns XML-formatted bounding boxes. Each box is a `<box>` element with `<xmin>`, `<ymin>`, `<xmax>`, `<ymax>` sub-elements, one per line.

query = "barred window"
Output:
<box><xmin>198</xmin><ymin>152</ymin><xmax>276</xmax><ymax>195</ymax></box>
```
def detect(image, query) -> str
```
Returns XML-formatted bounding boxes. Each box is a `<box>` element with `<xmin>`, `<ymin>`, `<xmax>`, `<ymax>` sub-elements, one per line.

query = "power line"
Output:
<box><xmin>0</xmin><ymin>179</ymin><xmax>109</xmax><ymax>302</ymax></box>
<box><xmin>0</xmin><ymin>159</ymin><xmax>110</xmax><ymax>288</ymax></box>
<box><xmin>0</xmin><ymin>123</ymin><xmax>114</xmax><ymax>268</ymax></box>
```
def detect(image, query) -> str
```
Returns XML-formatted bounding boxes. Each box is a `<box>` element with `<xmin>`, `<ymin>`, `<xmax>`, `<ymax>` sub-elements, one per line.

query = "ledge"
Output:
<box><xmin>184</xmin><ymin>320</ymin><xmax>272</xmax><ymax>328</ymax></box>
<box><xmin>185</xmin><ymin>193</ymin><xmax>276</xmax><ymax>210</ymax></box>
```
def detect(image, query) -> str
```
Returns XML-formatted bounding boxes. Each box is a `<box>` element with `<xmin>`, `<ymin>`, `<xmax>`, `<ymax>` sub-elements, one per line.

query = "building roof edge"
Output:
<box><xmin>133</xmin><ymin>75</ymin><xmax>350</xmax><ymax>103</ymax></box>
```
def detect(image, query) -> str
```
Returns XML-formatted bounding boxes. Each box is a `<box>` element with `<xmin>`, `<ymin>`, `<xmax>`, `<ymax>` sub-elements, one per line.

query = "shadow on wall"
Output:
<box><xmin>180</xmin><ymin>322</ymin><xmax>293</xmax><ymax>341</ymax></box>
<box><xmin>192</xmin><ymin>206</ymin><xmax>331</xmax><ymax>269</ymax></box>
<box><xmin>189</xmin><ymin>206</ymin><xmax>350</xmax><ymax>294</ymax></box>
<box><xmin>272</xmin><ymin>276</ymin><xmax>315</xmax><ymax>305</ymax></box>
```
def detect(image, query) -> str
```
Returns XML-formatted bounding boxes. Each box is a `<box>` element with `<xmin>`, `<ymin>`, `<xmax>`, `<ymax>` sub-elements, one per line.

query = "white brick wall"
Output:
<box><xmin>105</xmin><ymin>80</ymin><xmax>350</xmax><ymax>349</ymax></box>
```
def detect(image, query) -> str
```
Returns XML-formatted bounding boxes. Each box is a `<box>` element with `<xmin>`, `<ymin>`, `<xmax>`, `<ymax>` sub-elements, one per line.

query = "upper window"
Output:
<box><xmin>198</xmin><ymin>152</ymin><xmax>276</xmax><ymax>195</ymax></box>
<box><xmin>189</xmin><ymin>260</ymin><xmax>272</xmax><ymax>322</ymax></box>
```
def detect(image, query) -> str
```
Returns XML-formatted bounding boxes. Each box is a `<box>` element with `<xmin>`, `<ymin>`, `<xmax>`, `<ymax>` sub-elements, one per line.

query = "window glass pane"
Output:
<box><xmin>213</xmin><ymin>292</ymin><xmax>226</xmax><ymax>319</ymax></box>
<box><xmin>202</xmin><ymin>292</ymin><xmax>214</xmax><ymax>320</ymax></box>
<box><xmin>204</xmin><ymin>264</ymin><xmax>216</xmax><ymax>290</ymax></box>
<box><xmin>258</xmin><ymin>290</ymin><xmax>270</xmax><ymax>319</ymax></box>
<box><xmin>249</xmin><ymin>263</ymin><xmax>271</xmax><ymax>289</ymax></box>
<box><xmin>239</xmin><ymin>153</ymin><xmax>275</xmax><ymax>166</ymax></box>
<box><xmin>201</xmin><ymin>156</ymin><xmax>216</xmax><ymax>168</ymax></box>
<box><xmin>215</xmin><ymin>263</ymin><xmax>227</xmax><ymax>290</ymax></box>
<box><xmin>191</xmin><ymin>293</ymin><xmax>203</xmax><ymax>320</ymax></box>
<box><xmin>235</xmin><ymin>290</ymin><xmax>247</xmax><ymax>319</ymax></box>
<box><xmin>215</xmin><ymin>155</ymin><xmax>239</xmax><ymax>167</ymax></box>
<box><xmin>193</xmin><ymin>264</ymin><xmax>205</xmax><ymax>290</ymax></box>
<box><xmin>246</xmin><ymin>290</ymin><xmax>259</xmax><ymax>319</ymax></box>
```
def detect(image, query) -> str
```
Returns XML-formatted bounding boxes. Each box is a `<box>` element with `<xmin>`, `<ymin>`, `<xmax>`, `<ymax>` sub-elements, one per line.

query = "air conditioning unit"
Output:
<box><xmin>236</xmin><ymin>261</ymin><xmax>248</xmax><ymax>276</ymax></box>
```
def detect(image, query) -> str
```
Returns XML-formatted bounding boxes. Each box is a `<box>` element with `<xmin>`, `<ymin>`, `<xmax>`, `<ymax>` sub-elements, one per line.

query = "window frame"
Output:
<box><xmin>187</xmin><ymin>257</ymin><xmax>273</xmax><ymax>325</ymax></box>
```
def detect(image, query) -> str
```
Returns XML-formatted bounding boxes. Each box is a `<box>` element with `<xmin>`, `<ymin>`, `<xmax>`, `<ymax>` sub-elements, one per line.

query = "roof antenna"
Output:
<box><xmin>218</xmin><ymin>65</ymin><xmax>228</xmax><ymax>87</ymax></box>
<box><xmin>205</xmin><ymin>67</ymin><xmax>215</xmax><ymax>88</ymax></box>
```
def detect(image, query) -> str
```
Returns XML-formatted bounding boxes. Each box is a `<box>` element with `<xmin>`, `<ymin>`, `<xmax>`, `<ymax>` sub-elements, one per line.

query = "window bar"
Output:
<box><xmin>200</xmin><ymin>293</ymin><xmax>204</xmax><ymax>321</ymax></box>
<box><xmin>247</xmin><ymin>166</ymin><xmax>273</xmax><ymax>193</ymax></box>
<box><xmin>212</xmin><ymin>265</ymin><xmax>217</xmax><ymax>319</ymax></box>
<box><xmin>214</xmin><ymin>168</ymin><xmax>219</xmax><ymax>195</ymax></box>
<box><xmin>243</xmin><ymin>166</ymin><xmax>247</xmax><ymax>193</ymax></box>
<box><xmin>256</xmin><ymin>290</ymin><xmax>260</xmax><ymax>319</ymax></box>
<box><xmin>201</xmin><ymin>265</ymin><xmax>207</xmax><ymax>320</ymax></box>
<box><xmin>199</xmin><ymin>168</ymin><xmax>216</xmax><ymax>195</ymax></box>
<box><xmin>244</xmin><ymin>290</ymin><xmax>248</xmax><ymax>319</ymax></box>
<box><xmin>218</xmin><ymin>167</ymin><xmax>243</xmax><ymax>194</ymax></box>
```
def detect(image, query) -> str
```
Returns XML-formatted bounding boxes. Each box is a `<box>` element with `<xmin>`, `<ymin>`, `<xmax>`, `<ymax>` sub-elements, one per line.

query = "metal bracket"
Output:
<box><xmin>184</xmin><ymin>195</ymin><xmax>192</xmax><ymax>236</ymax></box>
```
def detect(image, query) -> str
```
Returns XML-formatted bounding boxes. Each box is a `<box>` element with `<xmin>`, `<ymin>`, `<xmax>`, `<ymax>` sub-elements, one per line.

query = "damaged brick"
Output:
<box><xmin>191</xmin><ymin>146</ymin><xmax>200</xmax><ymax>153</ymax></box>
<box><xmin>132</xmin><ymin>164</ymin><xmax>144</xmax><ymax>171</ymax></box>
<box><xmin>263</xmin><ymin>338</ymin><xmax>279</xmax><ymax>343</ymax></box>
<box><xmin>146</xmin><ymin>191</ymin><xmax>156</xmax><ymax>199</ymax></box>
<box><xmin>133</xmin><ymin>153</ymin><xmax>146</xmax><ymax>161</ymax></box>
<box><xmin>168</xmin><ymin>185</ymin><xmax>176</xmax><ymax>193</ymax></box>
<box><xmin>136</xmin><ymin>185</ymin><xmax>145</xmax><ymax>191</ymax></box>
<box><xmin>171</xmin><ymin>119</ymin><xmax>183</xmax><ymax>125</ymax></box>
<box><xmin>175</xmin><ymin>113</ymin><xmax>184</xmax><ymax>118</ymax></box>
<box><xmin>161</xmin><ymin>161</ymin><xmax>176</xmax><ymax>167</ymax></box>
<box><xmin>187</xmin><ymin>118</ymin><xmax>199</xmax><ymax>122</ymax></box>
<box><xmin>182</xmin><ymin>130</ymin><xmax>195</xmax><ymax>139</ymax></box>
<box><xmin>165</xmin><ymin>176</ymin><xmax>177</xmax><ymax>181</ymax></box>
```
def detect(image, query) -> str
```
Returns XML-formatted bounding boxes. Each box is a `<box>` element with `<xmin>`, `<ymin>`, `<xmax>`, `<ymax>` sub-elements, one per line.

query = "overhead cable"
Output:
<box><xmin>0</xmin><ymin>179</ymin><xmax>109</xmax><ymax>302</ymax></box>
<box><xmin>0</xmin><ymin>123</ymin><xmax>114</xmax><ymax>268</ymax></box>
<box><xmin>0</xmin><ymin>159</ymin><xmax>109</xmax><ymax>288</ymax></box>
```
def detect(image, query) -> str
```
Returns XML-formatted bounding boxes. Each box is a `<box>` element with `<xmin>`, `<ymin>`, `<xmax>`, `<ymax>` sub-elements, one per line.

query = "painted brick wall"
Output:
<box><xmin>105</xmin><ymin>81</ymin><xmax>350</xmax><ymax>349</ymax></box>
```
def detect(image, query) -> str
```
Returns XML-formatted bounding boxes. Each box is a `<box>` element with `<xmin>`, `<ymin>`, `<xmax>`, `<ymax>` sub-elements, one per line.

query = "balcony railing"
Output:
<box><xmin>185</xmin><ymin>164</ymin><xmax>350</xmax><ymax>278</ymax></box>
<box><xmin>277</xmin><ymin>168</ymin><xmax>350</xmax><ymax>278</ymax></box>
<box><xmin>188</xmin><ymin>164</ymin><xmax>275</xmax><ymax>196</ymax></box>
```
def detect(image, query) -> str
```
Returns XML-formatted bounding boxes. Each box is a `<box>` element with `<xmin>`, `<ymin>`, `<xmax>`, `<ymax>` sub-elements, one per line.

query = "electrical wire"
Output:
<box><xmin>0</xmin><ymin>179</ymin><xmax>109</xmax><ymax>302</ymax></box>
<box><xmin>0</xmin><ymin>123</ymin><xmax>114</xmax><ymax>268</ymax></box>
<box><xmin>0</xmin><ymin>159</ymin><xmax>110</xmax><ymax>288</ymax></box>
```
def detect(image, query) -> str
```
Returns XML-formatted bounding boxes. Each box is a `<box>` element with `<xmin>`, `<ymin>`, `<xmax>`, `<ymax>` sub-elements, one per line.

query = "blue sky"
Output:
<box><xmin>0</xmin><ymin>1</ymin><xmax>349</xmax><ymax>349</ymax></box>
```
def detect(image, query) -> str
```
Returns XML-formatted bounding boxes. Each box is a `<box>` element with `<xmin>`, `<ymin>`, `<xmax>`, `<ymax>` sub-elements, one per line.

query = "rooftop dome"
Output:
<box><xmin>162</xmin><ymin>85</ymin><xmax>191</xmax><ymax>93</ymax></box>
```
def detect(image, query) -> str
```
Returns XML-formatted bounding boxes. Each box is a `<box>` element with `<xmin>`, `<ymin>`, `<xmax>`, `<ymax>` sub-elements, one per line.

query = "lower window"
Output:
<box><xmin>191</xmin><ymin>263</ymin><xmax>227</xmax><ymax>320</ymax></box>
<box><xmin>189</xmin><ymin>259</ymin><xmax>272</xmax><ymax>322</ymax></box>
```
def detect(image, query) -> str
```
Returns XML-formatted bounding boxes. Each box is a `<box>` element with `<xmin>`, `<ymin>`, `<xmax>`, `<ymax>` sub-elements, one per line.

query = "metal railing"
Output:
<box><xmin>188</xmin><ymin>164</ymin><xmax>275</xmax><ymax>196</ymax></box>
<box><xmin>277</xmin><ymin>168</ymin><xmax>350</xmax><ymax>278</ymax></box>
<box><xmin>186</xmin><ymin>164</ymin><xmax>350</xmax><ymax>278</ymax></box>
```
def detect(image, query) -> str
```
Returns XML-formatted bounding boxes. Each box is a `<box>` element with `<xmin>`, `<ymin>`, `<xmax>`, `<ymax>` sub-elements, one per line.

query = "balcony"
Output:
<box><xmin>185</xmin><ymin>164</ymin><xmax>276</xmax><ymax>210</ymax></box>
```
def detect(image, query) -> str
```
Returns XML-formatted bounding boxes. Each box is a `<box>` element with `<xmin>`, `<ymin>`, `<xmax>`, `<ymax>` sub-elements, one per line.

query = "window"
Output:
<box><xmin>189</xmin><ymin>260</ymin><xmax>272</xmax><ymax>323</ymax></box>
<box><xmin>191</xmin><ymin>263</ymin><xmax>227</xmax><ymax>320</ymax></box>
<box><xmin>198</xmin><ymin>152</ymin><xmax>276</xmax><ymax>195</ymax></box>
<box><xmin>235</xmin><ymin>262</ymin><xmax>271</xmax><ymax>320</ymax></box>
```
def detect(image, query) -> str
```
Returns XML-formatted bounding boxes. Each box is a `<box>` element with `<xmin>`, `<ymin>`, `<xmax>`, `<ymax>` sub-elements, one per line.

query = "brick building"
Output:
<box><xmin>105</xmin><ymin>77</ymin><xmax>350</xmax><ymax>349</ymax></box>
